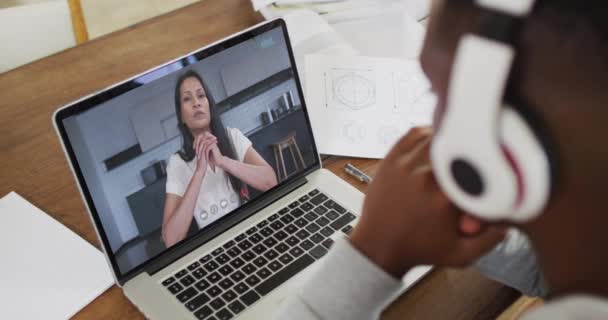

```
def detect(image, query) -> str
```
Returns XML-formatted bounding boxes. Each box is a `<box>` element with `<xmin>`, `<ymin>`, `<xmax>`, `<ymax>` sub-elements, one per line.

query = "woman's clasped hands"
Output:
<box><xmin>193</xmin><ymin>132</ymin><xmax>224</xmax><ymax>174</ymax></box>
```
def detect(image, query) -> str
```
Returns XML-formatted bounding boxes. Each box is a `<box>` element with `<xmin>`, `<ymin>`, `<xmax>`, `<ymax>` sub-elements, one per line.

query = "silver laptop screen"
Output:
<box><xmin>57</xmin><ymin>21</ymin><xmax>318</xmax><ymax>278</ymax></box>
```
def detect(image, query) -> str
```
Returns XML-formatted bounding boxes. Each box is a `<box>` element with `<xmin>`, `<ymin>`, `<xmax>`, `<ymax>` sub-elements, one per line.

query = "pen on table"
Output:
<box><xmin>344</xmin><ymin>163</ymin><xmax>372</xmax><ymax>184</ymax></box>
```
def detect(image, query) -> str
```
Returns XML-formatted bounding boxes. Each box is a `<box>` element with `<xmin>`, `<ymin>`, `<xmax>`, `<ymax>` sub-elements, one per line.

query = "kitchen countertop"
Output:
<box><xmin>245</xmin><ymin>105</ymin><xmax>302</xmax><ymax>137</ymax></box>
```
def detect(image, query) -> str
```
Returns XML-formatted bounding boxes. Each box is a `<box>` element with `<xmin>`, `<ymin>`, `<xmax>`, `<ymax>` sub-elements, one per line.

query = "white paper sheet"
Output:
<box><xmin>305</xmin><ymin>54</ymin><xmax>436</xmax><ymax>158</ymax></box>
<box><xmin>402</xmin><ymin>0</ymin><xmax>432</xmax><ymax>21</ymax></box>
<box><xmin>0</xmin><ymin>192</ymin><xmax>114</xmax><ymax>320</ymax></box>
<box><xmin>283</xmin><ymin>10</ymin><xmax>357</xmax><ymax>91</ymax></box>
<box><xmin>251</xmin><ymin>0</ymin><xmax>277</xmax><ymax>11</ymax></box>
<box><xmin>256</xmin><ymin>0</ymin><xmax>432</xmax><ymax>23</ymax></box>
<box><xmin>331</xmin><ymin>7</ymin><xmax>426</xmax><ymax>59</ymax></box>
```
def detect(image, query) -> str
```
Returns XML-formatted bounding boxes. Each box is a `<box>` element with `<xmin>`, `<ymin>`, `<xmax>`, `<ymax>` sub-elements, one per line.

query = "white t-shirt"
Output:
<box><xmin>165</xmin><ymin>127</ymin><xmax>252</xmax><ymax>230</ymax></box>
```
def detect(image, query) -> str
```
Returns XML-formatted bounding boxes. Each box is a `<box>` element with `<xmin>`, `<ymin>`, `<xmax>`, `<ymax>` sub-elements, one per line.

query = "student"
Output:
<box><xmin>162</xmin><ymin>70</ymin><xmax>278</xmax><ymax>247</ymax></box>
<box><xmin>277</xmin><ymin>0</ymin><xmax>608</xmax><ymax>318</ymax></box>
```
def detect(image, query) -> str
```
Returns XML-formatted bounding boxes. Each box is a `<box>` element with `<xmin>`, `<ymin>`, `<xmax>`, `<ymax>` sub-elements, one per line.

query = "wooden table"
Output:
<box><xmin>0</xmin><ymin>0</ymin><xmax>519</xmax><ymax>318</ymax></box>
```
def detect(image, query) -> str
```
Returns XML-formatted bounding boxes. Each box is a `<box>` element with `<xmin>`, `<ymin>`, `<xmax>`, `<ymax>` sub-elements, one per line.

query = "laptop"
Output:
<box><xmin>53</xmin><ymin>19</ymin><xmax>427</xmax><ymax>319</ymax></box>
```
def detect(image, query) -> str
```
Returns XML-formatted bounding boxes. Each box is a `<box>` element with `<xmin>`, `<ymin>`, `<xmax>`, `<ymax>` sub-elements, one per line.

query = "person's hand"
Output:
<box><xmin>204</xmin><ymin>132</ymin><xmax>225</xmax><ymax>172</ymax></box>
<box><xmin>350</xmin><ymin>126</ymin><xmax>506</xmax><ymax>277</ymax></box>
<box><xmin>459</xmin><ymin>214</ymin><xmax>489</xmax><ymax>236</ymax></box>
<box><xmin>193</xmin><ymin>134</ymin><xmax>217</xmax><ymax>175</ymax></box>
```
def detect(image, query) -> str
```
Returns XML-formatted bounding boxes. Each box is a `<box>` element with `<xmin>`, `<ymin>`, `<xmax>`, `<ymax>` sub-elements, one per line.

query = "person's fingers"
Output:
<box><xmin>204</xmin><ymin>136</ymin><xmax>217</xmax><ymax>147</ymax></box>
<box><xmin>415</xmin><ymin>152</ymin><xmax>487</xmax><ymax>237</ymax></box>
<box><xmin>402</xmin><ymin>136</ymin><xmax>432</xmax><ymax>170</ymax></box>
<box><xmin>459</xmin><ymin>214</ymin><xmax>485</xmax><ymax>236</ymax></box>
<box><xmin>202</xmin><ymin>141</ymin><xmax>211</xmax><ymax>164</ymax></box>
<box><xmin>203</xmin><ymin>138</ymin><xmax>217</xmax><ymax>149</ymax></box>
<box><xmin>389</xmin><ymin>126</ymin><xmax>433</xmax><ymax>157</ymax></box>
<box><xmin>204</xmin><ymin>139</ymin><xmax>216</xmax><ymax>157</ymax></box>
<box><xmin>194</xmin><ymin>135</ymin><xmax>202</xmax><ymax>156</ymax></box>
<box><xmin>198</xmin><ymin>138</ymin><xmax>208</xmax><ymax>163</ymax></box>
<box><xmin>198</xmin><ymin>136</ymin><xmax>213</xmax><ymax>156</ymax></box>
<box><xmin>207</xmin><ymin>141</ymin><xmax>218</xmax><ymax>172</ymax></box>
<box><xmin>195</xmin><ymin>136</ymin><xmax>200</xmax><ymax>159</ymax></box>
<box><xmin>197</xmin><ymin>144</ymin><xmax>203</xmax><ymax>163</ymax></box>
<box><xmin>456</xmin><ymin>226</ymin><xmax>507</xmax><ymax>262</ymax></box>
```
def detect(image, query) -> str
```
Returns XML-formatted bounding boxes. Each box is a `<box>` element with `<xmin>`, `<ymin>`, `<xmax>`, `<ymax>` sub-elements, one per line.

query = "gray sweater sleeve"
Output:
<box><xmin>474</xmin><ymin>229</ymin><xmax>548</xmax><ymax>297</ymax></box>
<box><xmin>274</xmin><ymin>236</ymin><xmax>403</xmax><ymax>320</ymax></box>
<box><xmin>275</xmin><ymin>230</ymin><xmax>547</xmax><ymax>320</ymax></box>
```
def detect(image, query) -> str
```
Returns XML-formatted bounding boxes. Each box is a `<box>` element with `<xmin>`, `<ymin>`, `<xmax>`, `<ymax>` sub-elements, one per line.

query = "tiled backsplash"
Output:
<box><xmin>220</xmin><ymin>79</ymin><xmax>301</xmax><ymax>135</ymax></box>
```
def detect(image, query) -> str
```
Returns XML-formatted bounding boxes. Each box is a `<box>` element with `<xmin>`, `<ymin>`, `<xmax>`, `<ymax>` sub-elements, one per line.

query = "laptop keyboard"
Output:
<box><xmin>160</xmin><ymin>189</ymin><xmax>356</xmax><ymax>320</ymax></box>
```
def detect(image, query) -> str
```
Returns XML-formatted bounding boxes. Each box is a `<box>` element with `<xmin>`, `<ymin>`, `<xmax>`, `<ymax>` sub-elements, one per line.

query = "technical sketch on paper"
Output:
<box><xmin>324</xmin><ymin>68</ymin><xmax>376</xmax><ymax>110</ymax></box>
<box><xmin>306</xmin><ymin>54</ymin><xmax>436</xmax><ymax>158</ymax></box>
<box><xmin>392</xmin><ymin>70</ymin><xmax>432</xmax><ymax>115</ymax></box>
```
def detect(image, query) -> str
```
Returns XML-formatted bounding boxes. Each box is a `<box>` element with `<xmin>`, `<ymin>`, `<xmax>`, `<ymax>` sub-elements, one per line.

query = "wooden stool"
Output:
<box><xmin>271</xmin><ymin>131</ymin><xmax>306</xmax><ymax>182</ymax></box>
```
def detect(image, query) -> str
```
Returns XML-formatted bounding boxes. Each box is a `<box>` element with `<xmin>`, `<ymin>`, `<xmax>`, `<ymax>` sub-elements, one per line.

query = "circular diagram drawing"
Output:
<box><xmin>333</xmin><ymin>73</ymin><xmax>376</xmax><ymax>110</ymax></box>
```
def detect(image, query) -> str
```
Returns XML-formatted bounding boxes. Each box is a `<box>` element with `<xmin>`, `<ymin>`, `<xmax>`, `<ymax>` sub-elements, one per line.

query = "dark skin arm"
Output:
<box><xmin>350</xmin><ymin>127</ymin><xmax>506</xmax><ymax>277</ymax></box>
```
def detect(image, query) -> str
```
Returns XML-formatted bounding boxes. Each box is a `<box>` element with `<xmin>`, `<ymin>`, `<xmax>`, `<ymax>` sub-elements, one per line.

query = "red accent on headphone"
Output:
<box><xmin>501</xmin><ymin>144</ymin><xmax>525</xmax><ymax>208</ymax></box>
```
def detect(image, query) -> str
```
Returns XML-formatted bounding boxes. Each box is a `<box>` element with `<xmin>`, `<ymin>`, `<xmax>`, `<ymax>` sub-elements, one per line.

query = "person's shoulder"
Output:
<box><xmin>165</xmin><ymin>153</ymin><xmax>190</xmax><ymax>195</ymax></box>
<box><xmin>226</xmin><ymin>127</ymin><xmax>244</xmax><ymax>138</ymax></box>
<box><xmin>226</xmin><ymin>127</ymin><xmax>250</xmax><ymax>145</ymax></box>
<box><xmin>168</xmin><ymin>153</ymin><xmax>184</xmax><ymax>164</ymax></box>
<box><xmin>167</xmin><ymin>153</ymin><xmax>189</xmax><ymax>171</ymax></box>
<box><xmin>226</xmin><ymin>127</ymin><xmax>251</xmax><ymax>161</ymax></box>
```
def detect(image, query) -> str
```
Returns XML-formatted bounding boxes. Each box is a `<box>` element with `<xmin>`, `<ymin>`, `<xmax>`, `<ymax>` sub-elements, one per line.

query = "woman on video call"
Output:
<box><xmin>162</xmin><ymin>70</ymin><xmax>278</xmax><ymax>247</ymax></box>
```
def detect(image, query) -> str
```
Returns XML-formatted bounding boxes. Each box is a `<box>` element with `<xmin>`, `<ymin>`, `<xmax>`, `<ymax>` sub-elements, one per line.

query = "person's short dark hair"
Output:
<box><xmin>442</xmin><ymin>0</ymin><xmax>608</xmax><ymax>55</ymax></box>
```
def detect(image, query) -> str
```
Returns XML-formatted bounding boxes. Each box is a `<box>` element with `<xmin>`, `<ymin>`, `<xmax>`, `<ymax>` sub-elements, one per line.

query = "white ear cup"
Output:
<box><xmin>431</xmin><ymin>34</ymin><xmax>550</xmax><ymax>222</ymax></box>
<box><xmin>498</xmin><ymin>108</ymin><xmax>551</xmax><ymax>221</ymax></box>
<box><xmin>432</xmin><ymin>35</ymin><xmax>518</xmax><ymax>221</ymax></box>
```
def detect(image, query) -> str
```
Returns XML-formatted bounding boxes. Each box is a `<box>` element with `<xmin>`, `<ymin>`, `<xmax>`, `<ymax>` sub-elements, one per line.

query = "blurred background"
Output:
<box><xmin>0</xmin><ymin>0</ymin><xmax>432</xmax><ymax>73</ymax></box>
<box><xmin>0</xmin><ymin>0</ymin><xmax>200</xmax><ymax>73</ymax></box>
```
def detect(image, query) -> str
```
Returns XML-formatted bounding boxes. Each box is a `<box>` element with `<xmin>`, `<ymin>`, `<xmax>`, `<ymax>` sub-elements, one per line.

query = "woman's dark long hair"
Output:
<box><xmin>174</xmin><ymin>70</ymin><xmax>247</xmax><ymax>202</ymax></box>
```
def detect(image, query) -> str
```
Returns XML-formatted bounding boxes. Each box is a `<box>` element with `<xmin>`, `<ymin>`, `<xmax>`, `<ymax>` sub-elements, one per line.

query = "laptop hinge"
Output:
<box><xmin>144</xmin><ymin>175</ymin><xmax>308</xmax><ymax>276</ymax></box>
